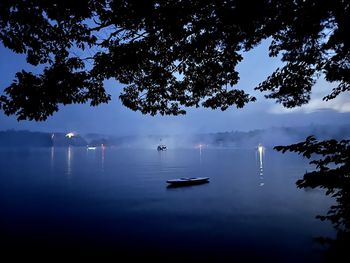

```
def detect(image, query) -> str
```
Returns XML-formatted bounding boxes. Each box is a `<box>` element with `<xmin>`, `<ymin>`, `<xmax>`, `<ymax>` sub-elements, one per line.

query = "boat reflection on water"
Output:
<box><xmin>257</xmin><ymin>143</ymin><xmax>264</xmax><ymax>186</ymax></box>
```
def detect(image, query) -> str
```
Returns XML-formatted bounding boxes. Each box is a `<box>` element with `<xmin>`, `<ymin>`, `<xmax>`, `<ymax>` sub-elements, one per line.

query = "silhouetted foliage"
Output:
<box><xmin>0</xmin><ymin>0</ymin><xmax>349</xmax><ymax>120</ymax></box>
<box><xmin>0</xmin><ymin>2</ymin><xmax>349</xmax><ymax>257</ymax></box>
<box><xmin>275</xmin><ymin>137</ymin><xmax>350</xmax><ymax>261</ymax></box>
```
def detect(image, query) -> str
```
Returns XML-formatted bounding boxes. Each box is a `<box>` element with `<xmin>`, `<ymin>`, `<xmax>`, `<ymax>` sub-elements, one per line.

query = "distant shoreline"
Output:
<box><xmin>1</xmin><ymin>124</ymin><xmax>350</xmax><ymax>149</ymax></box>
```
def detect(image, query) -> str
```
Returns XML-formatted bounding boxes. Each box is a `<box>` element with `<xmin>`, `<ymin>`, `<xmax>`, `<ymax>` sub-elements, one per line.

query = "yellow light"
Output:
<box><xmin>194</xmin><ymin>143</ymin><xmax>205</xmax><ymax>149</ymax></box>
<box><xmin>65</xmin><ymin>132</ymin><xmax>75</xmax><ymax>138</ymax></box>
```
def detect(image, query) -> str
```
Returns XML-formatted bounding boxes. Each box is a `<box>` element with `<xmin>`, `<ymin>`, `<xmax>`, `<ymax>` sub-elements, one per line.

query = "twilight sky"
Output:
<box><xmin>1</xmin><ymin>40</ymin><xmax>349</xmax><ymax>136</ymax></box>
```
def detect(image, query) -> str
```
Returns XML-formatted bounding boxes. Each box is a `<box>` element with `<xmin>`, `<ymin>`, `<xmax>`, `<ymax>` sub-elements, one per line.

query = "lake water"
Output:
<box><xmin>0</xmin><ymin>147</ymin><xmax>335</xmax><ymax>261</ymax></box>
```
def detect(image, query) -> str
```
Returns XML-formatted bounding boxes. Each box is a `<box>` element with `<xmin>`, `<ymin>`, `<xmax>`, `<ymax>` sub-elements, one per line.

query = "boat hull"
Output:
<box><xmin>166</xmin><ymin>177</ymin><xmax>209</xmax><ymax>187</ymax></box>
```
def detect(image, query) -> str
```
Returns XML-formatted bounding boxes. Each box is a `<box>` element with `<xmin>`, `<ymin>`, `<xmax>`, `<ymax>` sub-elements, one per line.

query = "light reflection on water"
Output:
<box><xmin>67</xmin><ymin>146</ymin><xmax>72</xmax><ymax>176</ymax></box>
<box><xmin>50</xmin><ymin>146</ymin><xmax>54</xmax><ymax>171</ymax></box>
<box><xmin>258</xmin><ymin>144</ymin><xmax>264</xmax><ymax>186</ymax></box>
<box><xmin>101</xmin><ymin>145</ymin><xmax>105</xmax><ymax>172</ymax></box>
<box><xmin>0</xmin><ymin>147</ymin><xmax>335</xmax><ymax>262</ymax></box>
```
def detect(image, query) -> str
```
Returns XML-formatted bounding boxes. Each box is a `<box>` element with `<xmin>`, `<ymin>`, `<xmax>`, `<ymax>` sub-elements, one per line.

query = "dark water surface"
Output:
<box><xmin>0</xmin><ymin>147</ymin><xmax>334</xmax><ymax>261</ymax></box>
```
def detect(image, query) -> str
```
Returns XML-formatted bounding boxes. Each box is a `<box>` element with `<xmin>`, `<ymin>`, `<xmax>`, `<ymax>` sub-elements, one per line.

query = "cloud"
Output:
<box><xmin>268</xmin><ymin>80</ymin><xmax>350</xmax><ymax>114</ymax></box>
<box><xmin>269</xmin><ymin>96</ymin><xmax>350</xmax><ymax>114</ymax></box>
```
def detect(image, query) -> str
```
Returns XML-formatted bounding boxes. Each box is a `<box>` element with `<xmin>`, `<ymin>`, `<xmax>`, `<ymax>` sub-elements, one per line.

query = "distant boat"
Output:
<box><xmin>157</xmin><ymin>144</ymin><xmax>167</xmax><ymax>151</ymax></box>
<box><xmin>166</xmin><ymin>177</ymin><xmax>209</xmax><ymax>187</ymax></box>
<box><xmin>87</xmin><ymin>146</ymin><xmax>97</xmax><ymax>150</ymax></box>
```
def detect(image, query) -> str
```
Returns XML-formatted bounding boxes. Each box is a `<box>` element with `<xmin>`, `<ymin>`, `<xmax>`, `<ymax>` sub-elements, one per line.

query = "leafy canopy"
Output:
<box><xmin>0</xmin><ymin>0</ymin><xmax>349</xmax><ymax>120</ymax></box>
<box><xmin>1</xmin><ymin>1</ymin><xmax>350</xmax><ymax>256</ymax></box>
<box><xmin>275</xmin><ymin>137</ymin><xmax>350</xmax><ymax>260</ymax></box>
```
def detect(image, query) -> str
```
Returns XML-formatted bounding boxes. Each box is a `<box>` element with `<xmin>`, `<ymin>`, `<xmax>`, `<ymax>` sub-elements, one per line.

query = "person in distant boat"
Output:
<box><xmin>157</xmin><ymin>144</ymin><xmax>167</xmax><ymax>151</ymax></box>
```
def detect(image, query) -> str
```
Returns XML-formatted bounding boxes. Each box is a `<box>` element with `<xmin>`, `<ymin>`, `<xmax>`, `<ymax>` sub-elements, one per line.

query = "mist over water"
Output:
<box><xmin>1</xmin><ymin>124</ymin><xmax>350</xmax><ymax>151</ymax></box>
<box><xmin>0</xmin><ymin>145</ymin><xmax>335</xmax><ymax>261</ymax></box>
<box><xmin>0</xmin><ymin>125</ymin><xmax>346</xmax><ymax>261</ymax></box>
<box><xmin>81</xmin><ymin>124</ymin><xmax>350</xmax><ymax>150</ymax></box>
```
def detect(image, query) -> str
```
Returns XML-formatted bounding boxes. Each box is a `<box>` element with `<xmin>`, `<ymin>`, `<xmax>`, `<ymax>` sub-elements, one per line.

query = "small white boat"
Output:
<box><xmin>166</xmin><ymin>177</ymin><xmax>209</xmax><ymax>186</ymax></box>
<box><xmin>87</xmin><ymin>146</ymin><xmax>97</xmax><ymax>150</ymax></box>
